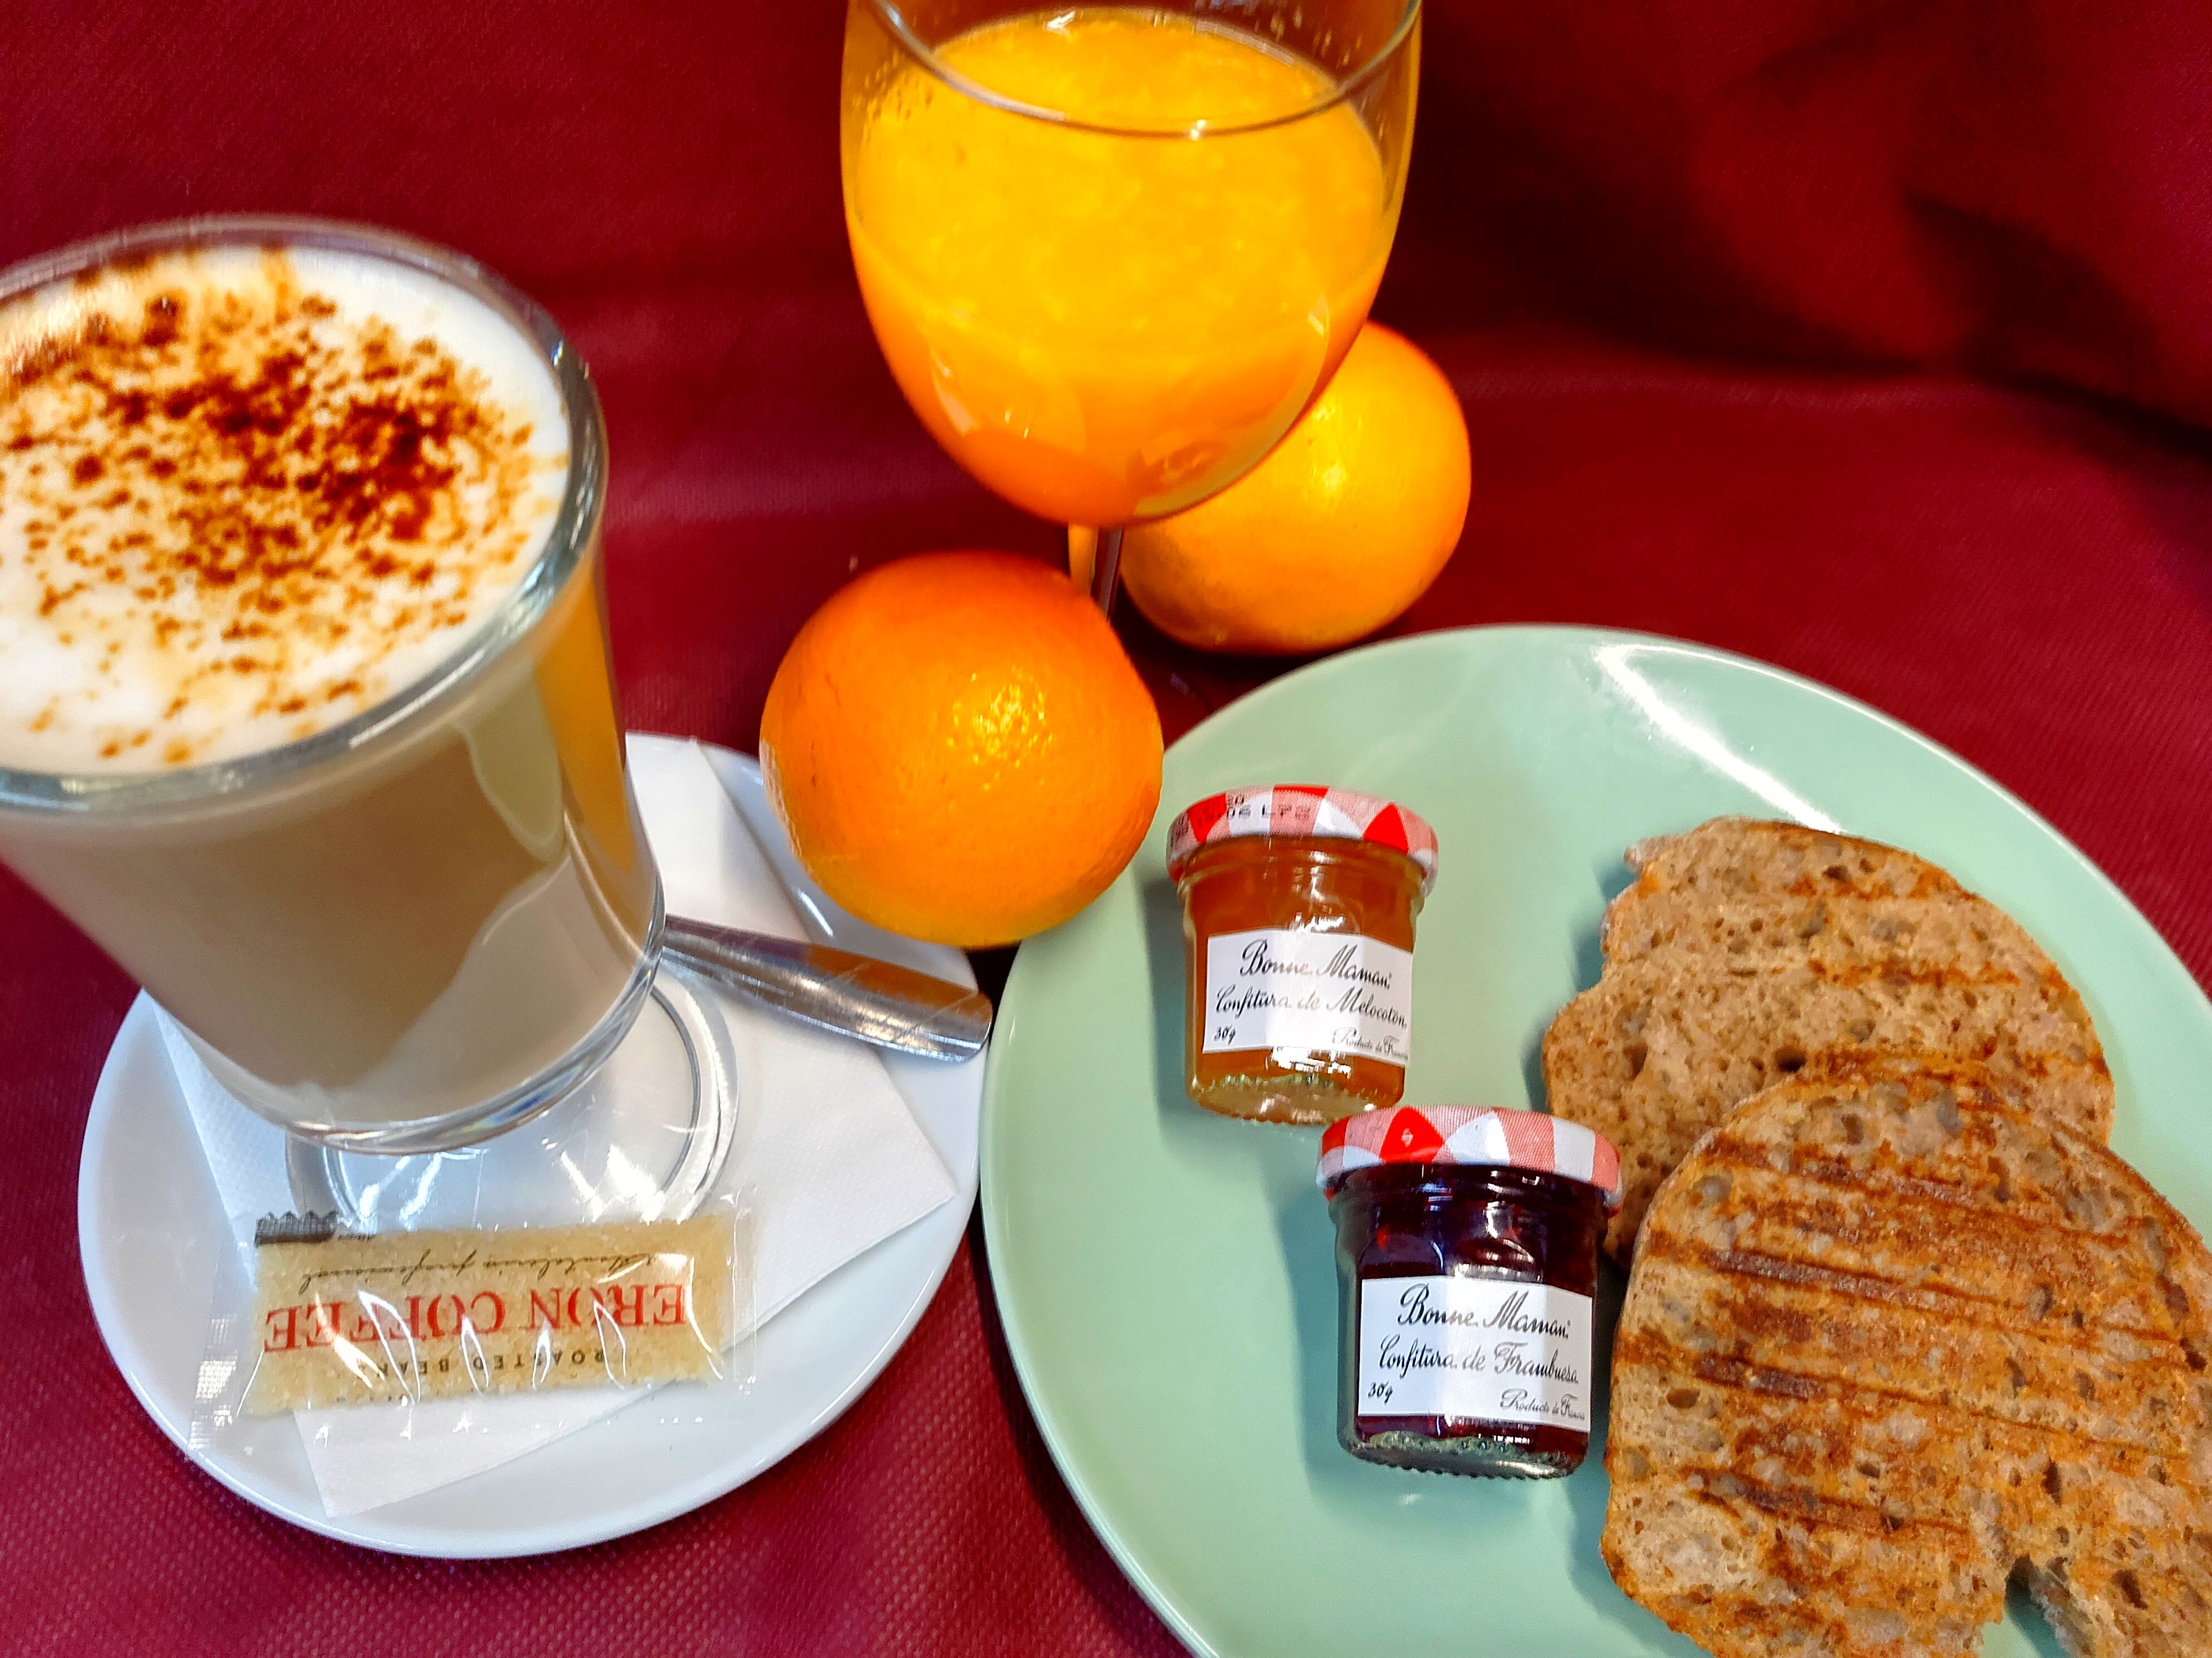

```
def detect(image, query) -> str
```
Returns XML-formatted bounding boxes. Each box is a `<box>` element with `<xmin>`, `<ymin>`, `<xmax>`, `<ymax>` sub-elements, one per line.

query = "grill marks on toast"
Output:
<box><xmin>1545</xmin><ymin>818</ymin><xmax>2113</xmax><ymax>1259</ymax></box>
<box><xmin>1623</xmin><ymin>1251</ymin><xmax>2198</xmax><ymax>1462</ymax></box>
<box><xmin>1604</xmin><ymin>1067</ymin><xmax>2212</xmax><ymax>1658</ymax></box>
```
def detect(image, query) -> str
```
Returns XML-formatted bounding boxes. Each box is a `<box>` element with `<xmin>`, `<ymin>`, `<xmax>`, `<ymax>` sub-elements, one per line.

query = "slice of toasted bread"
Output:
<box><xmin>1602</xmin><ymin>819</ymin><xmax>2105</xmax><ymax>1059</ymax></box>
<box><xmin>1607</xmin><ymin>817</ymin><xmax>1963</xmax><ymax>929</ymax></box>
<box><xmin>1603</xmin><ymin>1061</ymin><xmax>2212</xmax><ymax>1658</ymax></box>
<box><xmin>1547</xmin><ymin>956</ymin><xmax>2113</xmax><ymax>1257</ymax></box>
<box><xmin>1546</xmin><ymin>818</ymin><xmax>2113</xmax><ymax>1258</ymax></box>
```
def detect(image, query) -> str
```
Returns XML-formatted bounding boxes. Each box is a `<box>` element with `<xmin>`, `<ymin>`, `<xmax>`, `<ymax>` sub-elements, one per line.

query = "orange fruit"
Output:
<box><xmin>759</xmin><ymin>551</ymin><xmax>1163</xmax><ymax>948</ymax></box>
<box><xmin>1097</xmin><ymin>323</ymin><xmax>1470</xmax><ymax>654</ymax></box>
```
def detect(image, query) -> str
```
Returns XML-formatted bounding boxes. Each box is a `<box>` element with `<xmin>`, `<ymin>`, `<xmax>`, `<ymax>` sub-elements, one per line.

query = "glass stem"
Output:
<box><xmin>1089</xmin><ymin>526</ymin><xmax>1125</xmax><ymax>613</ymax></box>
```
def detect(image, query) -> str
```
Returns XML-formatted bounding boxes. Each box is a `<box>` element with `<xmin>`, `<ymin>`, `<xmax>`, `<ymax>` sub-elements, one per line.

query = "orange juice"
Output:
<box><xmin>843</xmin><ymin>6</ymin><xmax>1404</xmax><ymax>526</ymax></box>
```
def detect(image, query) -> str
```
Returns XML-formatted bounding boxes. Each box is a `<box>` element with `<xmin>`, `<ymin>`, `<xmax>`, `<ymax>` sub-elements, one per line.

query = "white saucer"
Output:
<box><xmin>76</xmin><ymin>740</ymin><xmax>983</xmax><ymax>1557</ymax></box>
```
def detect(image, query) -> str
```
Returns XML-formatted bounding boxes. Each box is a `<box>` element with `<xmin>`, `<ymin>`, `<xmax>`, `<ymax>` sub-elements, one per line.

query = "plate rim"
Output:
<box><xmin>979</xmin><ymin>621</ymin><xmax>2211</xmax><ymax>1658</ymax></box>
<box><xmin>77</xmin><ymin>736</ymin><xmax>984</xmax><ymax>1558</ymax></box>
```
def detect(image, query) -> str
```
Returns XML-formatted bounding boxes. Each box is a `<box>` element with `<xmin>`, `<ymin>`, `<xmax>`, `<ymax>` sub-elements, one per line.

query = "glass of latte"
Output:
<box><xmin>0</xmin><ymin>217</ymin><xmax>733</xmax><ymax>1207</ymax></box>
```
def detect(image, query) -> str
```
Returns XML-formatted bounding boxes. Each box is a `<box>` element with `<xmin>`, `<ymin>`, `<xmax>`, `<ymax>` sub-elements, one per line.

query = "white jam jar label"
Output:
<box><xmin>1200</xmin><ymin>928</ymin><xmax>1413</xmax><ymax>1064</ymax></box>
<box><xmin>1356</xmin><ymin>1276</ymin><xmax>1592</xmax><ymax>1431</ymax></box>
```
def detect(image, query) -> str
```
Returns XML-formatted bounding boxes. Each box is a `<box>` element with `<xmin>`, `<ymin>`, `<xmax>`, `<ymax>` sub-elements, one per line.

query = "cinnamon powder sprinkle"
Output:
<box><xmin>0</xmin><ymin>248</ymin><xmax>565</xmax><ymax>771</ymax></box>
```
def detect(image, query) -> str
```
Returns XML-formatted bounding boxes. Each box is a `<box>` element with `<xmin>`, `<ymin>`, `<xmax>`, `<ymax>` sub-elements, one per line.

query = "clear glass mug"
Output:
<box><xmin>0</xmin><ymin>217</ymin><xmax>715</xmax><ymax>1167</ymax></box>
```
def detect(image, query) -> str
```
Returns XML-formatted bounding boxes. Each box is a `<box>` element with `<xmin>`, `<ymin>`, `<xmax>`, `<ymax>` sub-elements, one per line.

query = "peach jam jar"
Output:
<box><xmin>1167</xmin><ymin>785</ymin><xmax>1437</xmax><ymax>1125</ymax></box>
<box><xmin>1319</xmin><ymin>1106</ymin><xmax>1621</xmax><ymax>1478</ymax></box>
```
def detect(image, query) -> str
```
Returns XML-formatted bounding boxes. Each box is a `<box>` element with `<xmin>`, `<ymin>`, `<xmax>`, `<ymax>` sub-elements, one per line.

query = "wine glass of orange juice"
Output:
<box><xmin>841</xmin><ymin>0</ymin><xmax>1420</xmax><ymax>604</ymax></box>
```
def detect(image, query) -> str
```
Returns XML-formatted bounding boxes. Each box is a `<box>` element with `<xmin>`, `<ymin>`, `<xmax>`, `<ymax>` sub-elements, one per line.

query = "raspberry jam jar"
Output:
<box><xmin>1318</xmin><ymin>1106</ymin><xmax>1621</xmax><ymax>1478</ymax></box>
<box><xmin>1167</xmin><ymin>786</ymin><xmax>1436</xmax><ymax>1125</ymax></box>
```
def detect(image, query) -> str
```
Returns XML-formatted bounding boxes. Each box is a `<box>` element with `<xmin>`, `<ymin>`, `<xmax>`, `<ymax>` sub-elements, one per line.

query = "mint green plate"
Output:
<box><xmin>981</xmin><ymin>626</ymin><xmax>2211</xmax><ymax>1658</ymax></box>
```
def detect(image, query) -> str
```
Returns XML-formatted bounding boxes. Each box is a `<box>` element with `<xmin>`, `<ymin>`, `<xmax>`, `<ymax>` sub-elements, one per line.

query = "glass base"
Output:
<box><xmin>287</xmin><ymin>961</ymin><xmax>740</xmax><ymax>1229</ymax></box>
<box><xmin>1342</xmin><ymin>1426</ymin><xmax>1583</xmax><ymax>1479</ymax></box>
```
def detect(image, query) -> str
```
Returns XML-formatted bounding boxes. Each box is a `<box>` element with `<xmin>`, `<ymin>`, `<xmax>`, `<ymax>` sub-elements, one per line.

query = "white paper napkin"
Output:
<box><xmin>161</xmin><ymin>735</ymin><xmax>959</xmax><ymax>1516</ymax></box>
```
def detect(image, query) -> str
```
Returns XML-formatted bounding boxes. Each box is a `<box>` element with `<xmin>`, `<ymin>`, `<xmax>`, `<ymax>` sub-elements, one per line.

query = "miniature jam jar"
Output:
<box><xmin>1167</xmin><ymin>785</ymin><xmax>1437</xmax><ymax>1125</ymax></box>
<box><xmin>1318</xmin><ymin>1106</ymin><xmax>1622</xmax><ymax>1478</ymax></box>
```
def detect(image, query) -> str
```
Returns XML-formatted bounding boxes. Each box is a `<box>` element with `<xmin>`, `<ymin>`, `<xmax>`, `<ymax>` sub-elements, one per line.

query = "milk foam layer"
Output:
<box><xmin>0</xmin><ymin>244</ymin><xmax>569</xmax><ymax>774</ymax></box>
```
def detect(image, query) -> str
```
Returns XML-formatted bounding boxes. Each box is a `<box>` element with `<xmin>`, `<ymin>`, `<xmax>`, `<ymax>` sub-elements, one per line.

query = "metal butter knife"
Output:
<box><xmin>662</xmin><ymin>914</ymin><xmax>993</xmax><ymax>1062</ymax></box>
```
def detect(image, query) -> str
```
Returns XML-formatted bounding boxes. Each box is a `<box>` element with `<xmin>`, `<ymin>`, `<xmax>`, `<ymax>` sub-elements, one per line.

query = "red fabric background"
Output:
<box><xmin>4</xmin><ymin>3</ymin><xmax>2211</xmax><ymax>1654</ymax></box>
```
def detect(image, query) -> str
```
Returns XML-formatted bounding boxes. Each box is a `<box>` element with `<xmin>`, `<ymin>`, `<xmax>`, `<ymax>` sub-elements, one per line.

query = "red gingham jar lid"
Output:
<box><xmin>1318</xmin><ymin>1106</ymin><xmax>1622</xmax><ymax>1209</ymax></box>
<box><xmin>1165</xmin><ymin>785</ymin><xmax>1438</xmax><ymax>892</ymax></box>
